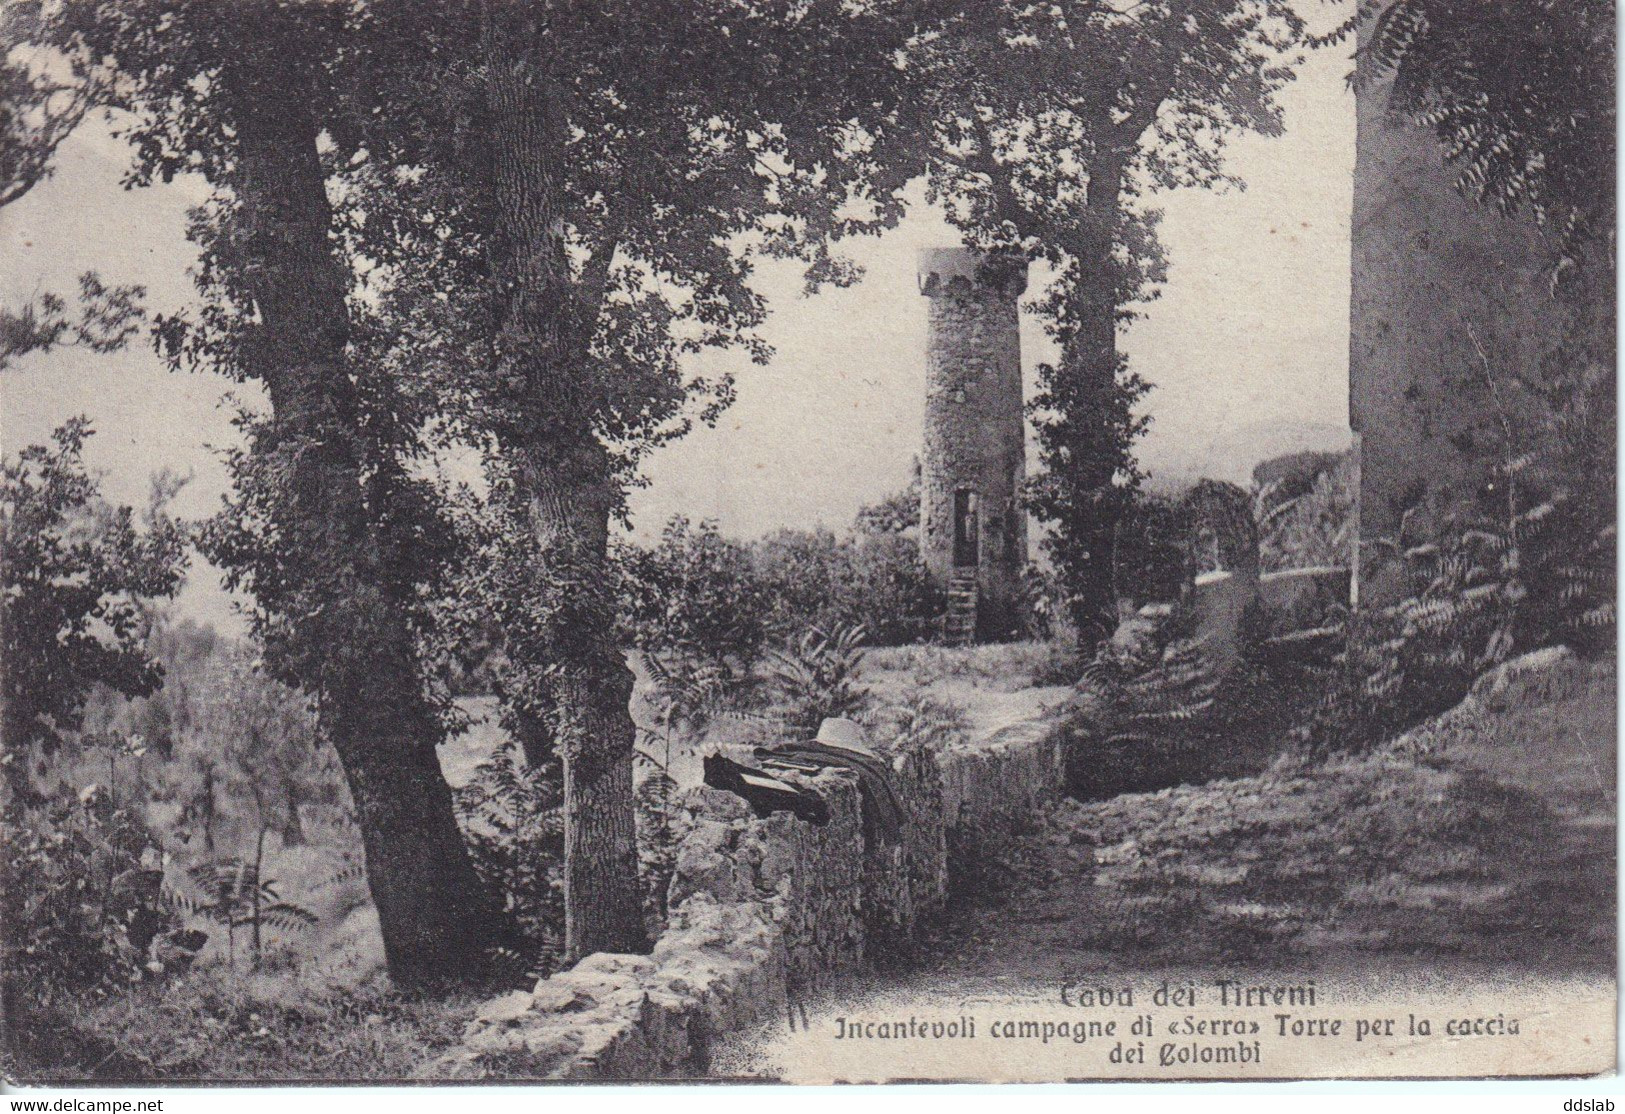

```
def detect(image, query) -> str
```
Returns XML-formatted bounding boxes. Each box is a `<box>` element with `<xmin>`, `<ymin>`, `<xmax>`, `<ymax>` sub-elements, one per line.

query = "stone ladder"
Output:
<box><xmin>944</xmin><ymin>570</ymin><xmax>978</xmax><ymax>646</ymax></box>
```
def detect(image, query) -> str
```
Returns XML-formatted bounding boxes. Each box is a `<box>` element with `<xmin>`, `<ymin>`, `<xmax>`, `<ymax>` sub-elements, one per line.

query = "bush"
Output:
<box><xmin>1298</xmin><ymin>467</ymin><xmax>1614</xmax><ymax>756</ymax></box>
<box><xmin>1109</xmin><ymin>493</ymin><xmax>1196</xmax><ymax>610</ymax></box>
<box><xmin>615</xmin><ymin>516</ymin><xmax>770</xmax><ymax>681</ymax></box>
<box><xmin>2</xmin><ymin>423</ymin><xmax>188</xmax><ymax>799</ymax></box>
<box><xmin>632</xmin><ymin>747</ymin><xmax>684</xmax><ymax>928</ymax></box>
<box><xmin>450</xmin><ymin>742</ymin><xmax>564</xmax><ymax>982</ymax></box>
<box><xmin>2</xmin><ymin>787</ymin><xmax>177</xmax><ymax>1008</ymax></box>
<box><xmin>75</xmin><ymin>620</ymin><xmax>353</xmax><ymax>858</ymax></box>
<box><xmin>751</xmin><ymin>527</ymin><xmax>940</xmax><ymax>646</ymax></box>
<box><xmin>1298</xmin><ymin>309</ymin><xmax>1614</xmax><ymax>755</ymax></box>
<box><xmin>616</xmin><ymin>506</ymin><xmax>942</xmax><ymax>675</ymax></box>
<box><xmin>1063</xmin><ymin>603</ymin><xmax>1309</xmax><ymax>799</ymax></box>
<box><xmin>1255</xmin><ymin>452</ymin><xmax>1355</xmax><ymax>572</ymax></box>
<box><xmin>764</xmin><ymin>623</ymin><xmax>871</xmax><ymax>737</ymax></box>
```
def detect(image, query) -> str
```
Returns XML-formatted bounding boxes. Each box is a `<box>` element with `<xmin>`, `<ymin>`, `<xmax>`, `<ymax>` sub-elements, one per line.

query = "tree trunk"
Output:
<box><xmin>199</xmin><ymin>764</ymin><xmax>216</xmax><ymax>854</ymax></box>
<box><xmin>220</xmin><ymin>40</ymin><xmax>498</xmax><ymax>991</ymax></box>
<box><xmin>481</xmin><ymin>18</ymin><xmax>648</xmax><ymax>960</ymax></box>
<box><xmin>1061</xmin><ymin>155</ymin><xmax>1129</xmax><ymax>639</ymax></box>
<box><xmin>280</xmin><ymin>787</ymin><xmax>306</xmax><ymax>849</ymax></box>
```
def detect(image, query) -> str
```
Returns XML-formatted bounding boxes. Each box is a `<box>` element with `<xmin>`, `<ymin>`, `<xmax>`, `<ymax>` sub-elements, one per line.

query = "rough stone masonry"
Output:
<box><xmin>434</xmin><ymin>714</ymin><xmax>1065</xmax><ymax>1081</ymax></box>
<box><xmin>918</xmin><ymin>247</ymin><xmax>1030</xmax><ymax>642</ymax></box>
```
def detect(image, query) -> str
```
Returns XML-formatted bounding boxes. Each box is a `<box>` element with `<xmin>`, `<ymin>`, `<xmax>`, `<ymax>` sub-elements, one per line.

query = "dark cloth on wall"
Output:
<box><xmin>755</xmin><ymin>740</ymin><xmax>905</xmax><ymax>846</ymax></box>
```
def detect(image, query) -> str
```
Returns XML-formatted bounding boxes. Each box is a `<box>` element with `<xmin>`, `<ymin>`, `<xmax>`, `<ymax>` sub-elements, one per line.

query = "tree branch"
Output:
<box><xmin>966</xmin><ymin>113</ymin><xmax>1043</xmax><ymax>243</ymax></box>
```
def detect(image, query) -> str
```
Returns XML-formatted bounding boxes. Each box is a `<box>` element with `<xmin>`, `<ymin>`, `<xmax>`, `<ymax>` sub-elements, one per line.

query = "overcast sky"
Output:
<box><xmin>1</xmin><ymin>40</ymin><xmax>1355</xmax><ymax>632</ymax></box>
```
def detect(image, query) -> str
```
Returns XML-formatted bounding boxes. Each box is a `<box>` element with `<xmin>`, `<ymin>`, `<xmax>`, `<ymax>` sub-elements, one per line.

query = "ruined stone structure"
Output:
<box><xmin>917</xmin><ymin>247</ymin><xmax>1029</xmax><ymax>642</ymax></box>
<box><xmin>1349</xmin><ymin>51</ymin><xmax>1569</xmax><ymax>606</ymax></box>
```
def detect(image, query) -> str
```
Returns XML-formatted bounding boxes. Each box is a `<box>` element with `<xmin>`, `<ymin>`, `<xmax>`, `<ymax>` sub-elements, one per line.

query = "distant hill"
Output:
<box><xmin>1140</xmin><ymin>420</ymin><xmax>1353</xmax><ymax>494</ymax></box>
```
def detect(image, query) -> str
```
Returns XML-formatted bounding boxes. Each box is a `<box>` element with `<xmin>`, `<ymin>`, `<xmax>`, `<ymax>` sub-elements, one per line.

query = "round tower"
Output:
<box><xmin>917</xmin><ymin>247</ymin><xmax>1029</xmax><ymax>642</ymax></box>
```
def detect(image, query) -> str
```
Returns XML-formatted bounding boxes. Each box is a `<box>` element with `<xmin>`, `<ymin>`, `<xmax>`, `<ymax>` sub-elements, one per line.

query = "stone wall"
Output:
<box><xmin>1257</xmin><ymin>567</ymin><xmax>1350</xmax><ymax>633</ymax></box>
<box><xmin>435</xmin><ymin>721</ymin><xmax>1062</xmax><ymax>1080</ymax></box>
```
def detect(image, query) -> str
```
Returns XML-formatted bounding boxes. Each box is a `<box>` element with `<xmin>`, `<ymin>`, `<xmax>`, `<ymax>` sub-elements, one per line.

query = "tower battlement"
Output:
<box><xmin>916</xmin><ymin>247</ymin><xmax>1029</xmax><ymax>299</ymax></box>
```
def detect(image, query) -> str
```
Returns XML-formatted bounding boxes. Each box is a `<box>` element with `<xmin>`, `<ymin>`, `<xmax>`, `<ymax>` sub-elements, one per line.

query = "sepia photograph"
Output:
<box><xmin>0</xmin><ymin>0</ymin><xmax>1615</xmax><ymax>1088</ymax></box>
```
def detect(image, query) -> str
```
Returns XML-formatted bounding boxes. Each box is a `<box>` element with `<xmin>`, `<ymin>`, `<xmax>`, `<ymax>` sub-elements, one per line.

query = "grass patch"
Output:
<box><xmin>5</xmin><ymin>959</ymin><xmax>480</xmax><ymax>1083</ymax></box>
<box><xmin>864</xmin><ymin>640</ymin><xmax>1079</xmax><ymax>700</ymax></box>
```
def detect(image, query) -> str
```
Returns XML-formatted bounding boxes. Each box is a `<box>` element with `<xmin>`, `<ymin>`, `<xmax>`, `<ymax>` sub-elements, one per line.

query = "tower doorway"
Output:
<box><xmin>953</xmin><ymin>489</ymin><xmax>979</xmax><ymax>568</ymax></box>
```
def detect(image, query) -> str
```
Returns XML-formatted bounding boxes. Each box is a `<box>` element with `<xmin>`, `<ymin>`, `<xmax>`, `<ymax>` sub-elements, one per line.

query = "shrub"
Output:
<box><xmin>615</xmin><ymin>516</ymin><xmax>770</xmax><ymax>681</ymax></box>
<box><xmin>633</xmin><ymin>651</ymin><xmax>723</xmax><ymax>927</ymax></box>
<box><xmin>450</xmin><ymin>742</ymin><xmax>564</xmax><ymax>981</ymax></box>
<box><xmin>164</xmin><ymin>854</ymin><xmax>320</xmax><ymax>972</ymax></box>
<box><xmin>1018</xmin><ymin>562</ymin><xmax>1072</xmax><ymax>643</ymax></box>
<box><xmin>1255</xmin><ymin>452</ymin><xmax>1355</xmax><ymax>572</ymax></box>
<box><xmin>853</xmin><ymin>464</ymin><xmax>921</xmax><ymax>536</ymax></box>
<box><xmin>846</xmin><ymin>532</ymin><xmax>943</xmax><ymax>646</ymax></box>
<box><xmin>632</xmin><ymin>747</ymin><xmax>684</xmax><ymax>928</ymax></box>
<box><xmin>2</xmin><ymin>787</ymin><xmax>177</xmax><ymax>1007</ymax></box>
<box><xmin>1298</xmin><ymin>453</ymin><xmax>1614</xmax><ymax>756</ymax></box>
<box><xmin>618</xmin><ymin>491</ymin><xmax>942</xmax><ymax>667</ymax></box>
<box><xmin>1109</xmin><ymin>493</ymin><xmax>1193</xmax><ymax>610</ymax></box>
<box><xmin>751</xmin><ymin>527</ymin><xmax>940</xmax><ymax>646</ymax></box>
<box><xmin>1063</xmin><ymin>603</ymin><xmax>1309</xmax><ymax>799</ymax></box>
<box><xmin>1298</xmin><ymin>303</ymin><xmax>1614</xmax><ymax>755</ymax></box>
<box><xmin>2</xmin><ymin>423</ymin><xmax>188</xmax><ymax>800</ymax></box>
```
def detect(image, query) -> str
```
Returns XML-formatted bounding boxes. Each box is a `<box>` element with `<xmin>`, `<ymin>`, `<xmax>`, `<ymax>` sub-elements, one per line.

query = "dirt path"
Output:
<box><xmin>710</xmin><ymin>658</ymin><xmax>1617</xmax><ymax>1082</ymax></box>
<box><xmin>710</xmin><ymin>805</ymin><xmax>1614</xmax><ymax>1082</ymax></box>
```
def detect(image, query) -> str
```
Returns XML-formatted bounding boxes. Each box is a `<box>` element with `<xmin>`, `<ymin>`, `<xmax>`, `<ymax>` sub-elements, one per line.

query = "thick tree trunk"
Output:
<box><xmin>1061</xmin><ymin>156</ymin><xmax>1129</xmax><ymax>639</ymax></box>
<box><xmin>483</xmin><ymin>20</ymin><xmax>649</xmax><ymax>959</ymax></box>
<box><xmin>221</xmin><ymin>42</ymin><xmax>498</xmax><ymax>991</ymax></box>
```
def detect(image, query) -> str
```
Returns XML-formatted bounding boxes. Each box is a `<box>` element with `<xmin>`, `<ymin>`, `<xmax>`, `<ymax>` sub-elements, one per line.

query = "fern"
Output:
<box><xmin>632</xmin><ymin>742</ymin><xmax>684</xmax><ymax>925</ymax></box>
<box><xmin>640</xmin><ymin>649</ymin><xmax>731</xmax><ymax>736</ymax></box>
<box><xmin>450</xmin><ymin>739</ymin><xmax>566</xmax><ymax>973</ymax></box>
<box><xmin>1299</xmin><ymin>480</ymin><xmax>1613</xmax><ymax>756</ymax></box>
<box><xmin>162</xmin><ymin>851</ymin><xmax>319</xmax><ymax>969</ymax></box>
<box><xmin>765</xmin><ymin>623</ymin><xmax>871</xmax><ymax>736</ymax></box>
<box><xmin>309</xmin><ymin>860</ymin><xmax>367</xmax><ymax>893</ymax></box>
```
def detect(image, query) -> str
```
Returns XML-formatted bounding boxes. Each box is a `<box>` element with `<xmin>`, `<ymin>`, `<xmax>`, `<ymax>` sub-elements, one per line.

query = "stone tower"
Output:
<box><xmin>917</xmin><ymin>247</ymin><xmax>1029</xmax><ymax>642</ymax></box>
<box><xmin>1348</xmin><ymin>22</ymin><xmax>1572</xmax><ymax>608</ymax></box>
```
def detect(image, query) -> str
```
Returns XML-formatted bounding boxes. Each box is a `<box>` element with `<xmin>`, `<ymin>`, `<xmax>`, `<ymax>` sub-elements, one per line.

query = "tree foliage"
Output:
<box><xmin>0</xmin><ymin>0</ymin><xmax>98</xmax><ymax>208</ymax></box>
<box><xmin>1333</xmin><ymin>0</ymin><xmax>1615</xmax><ymax>263</ymax></box>
<box><xmin>616</xmin><ymin>516</ymin><xmax>770</xmax><ymax>683</ymax></box>
<box><xmin>4</xmin><ymin>0</ymin><xmax>1325</xmax><ymax>978</ymax></box>
<box><xmin>84</xmin><ymin>622</ymin><xmax>350</xmax><ymax>855</ymax></box>
<box><xmin>0</xmin><ymin>273</ymin><xmax>146</xmax><ymax>374</ymax></box>
<box><xmin>331</xmin><ymin>0</ymin><xmax>941</xmax><ymax>957</ymax></box>
<box><xmin>28</xmin><ymin>0</ymin><xmax>506</xmax><ymax>987</ymax></box>
<box><xmin>1</xmin><ymin>786</ymin><xmax>176</xmax><ymax>1005</ymax></box>
<box><xmin>1</xmin><ymin>421</ymin><xmax>188</xmax><ymax>796</ymax></box>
